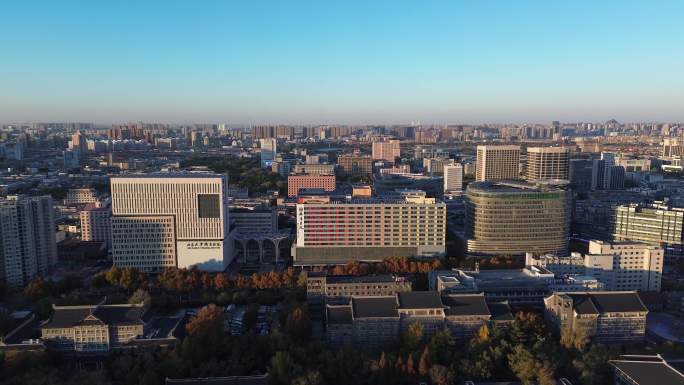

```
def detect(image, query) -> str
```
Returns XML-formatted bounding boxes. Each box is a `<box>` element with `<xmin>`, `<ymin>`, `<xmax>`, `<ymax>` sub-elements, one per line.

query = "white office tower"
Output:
<box><xmin>0</xmin><ymin>196</ymin><xmax>57</xmax><ymax>289</ymax></box>
<box><xmin>260</xmin><ymin>138</ymin><xmax>277</xmax><ymax>168</ymax></box>
<box><xmin>475</xmin><ymin>145</ymin><xmax>521</xmax><ymax>181</ymax></box>
<box><xmin>110</xmin><ymin>174</ymin><xmax>232</xmax><ymax>272</ymax></box>
<box><xmin>443</xmin><ymin>164</ymin><xmax>463</xmax><ymax>194</ymax></box>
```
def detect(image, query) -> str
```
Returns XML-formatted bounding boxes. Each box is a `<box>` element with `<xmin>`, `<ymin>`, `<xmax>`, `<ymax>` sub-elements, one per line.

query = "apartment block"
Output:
<box><xmin>287</xmin><ymin>174</ymin><xmax>336</xmax><ymax>197</ymax></box>
<box><xmin>475</xmin><ymin>145</ymin><xmax>520</xmax><ymax>181</ymax></box>
<box><xmin>110</xmin><ymin>174</ymin><xmax>232</xmax><ymax>272</ymax></box>
<box><xmin>293</xmin><ymin>191</ymin><xmax>446</xmax><ymax>265</ymax></box>
<box><xmin>337</xmin><ymin>154</ymin><xmax>373</xmax><ymax>178</ymax></box>
<box><xmin>443</xmin><ymin>163</ymin><xmax>463</xmax><ymax>194</ymax></box>
<box><xmin>372</xmin><ymin>140</ymin><xmax>401</xmax><ymax>162</ymax></box>
<box><xmin>80</xmin><ymin>203</ymin><xmax>111</xmax><ymax>248</ymax></box>
<box><xmin>0</xmin><ymin>195</ymin><xmax>56</xmax><ymax>289</ymax></box>
<box><xmin>526</xmin><ymin>147</ymin><xmax>570</xmax><ymax>181</ymax></box>
<box><xmin>64</xmin><ymin>188</ymin><xmax>97</xmax><ymax>206</ymax></box>
<box><xmin>544</xmin><ymin>291</ymin><xmax>648</xmax><ymax>343</ymax></box>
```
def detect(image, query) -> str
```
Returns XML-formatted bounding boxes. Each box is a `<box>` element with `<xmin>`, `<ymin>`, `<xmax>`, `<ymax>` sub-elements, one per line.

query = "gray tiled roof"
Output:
<box><xmin>352</xmin><ymin>297</ymin><xmax>398</xmax><ymax>318</ymax></box>
<box><xmin>611</xmin><ymin>356</ymin><xmax>684</xmax><ymax>385</ymax></box>
<box><xmin>568</xmin><ymin>292</ymin><xmax>647</xmax><ymax>315</ymax></box>
<box><xmin>398</xmin><ymin>291</ymin><xmax>444</xmax><ymax>309</ymax></box>
<box><xmin>443</xmin><ymin>294</ymin><xmax>490</xmax><ymax>316</ymax></box>
<box><xmin>326</xmin><ymin>306</ymin><xmax>353</xmax><ymax>324</ymax></box>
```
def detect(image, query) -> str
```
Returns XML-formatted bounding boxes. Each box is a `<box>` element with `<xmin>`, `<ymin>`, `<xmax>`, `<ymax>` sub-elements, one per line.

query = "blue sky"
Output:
<box><xmin>1</xmin><ymin>1</ymin><xmax>683</xmax><ymax>124</ymax></box>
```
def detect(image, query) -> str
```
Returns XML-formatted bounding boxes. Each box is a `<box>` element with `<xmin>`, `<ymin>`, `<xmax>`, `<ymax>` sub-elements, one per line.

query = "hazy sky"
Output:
<box><xmin>1</xmin><ymin>1</ymin><xmax>683</xmax><ymax>125</ymax></box>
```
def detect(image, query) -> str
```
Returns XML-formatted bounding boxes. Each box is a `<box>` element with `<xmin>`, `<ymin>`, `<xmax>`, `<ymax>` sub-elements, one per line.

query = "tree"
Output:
<box><xmin>270</xmin><ymin>351</ymin><xmax>294</xmax><ymax>385</ymax></box>
<box><xmin>105</xmin><ymin>266</ymin><xmax>122</xmax><ymax>286</ymax></box>
<box><xmin>508</xmin><ymin>344</ymin><xmax>556</xmax><ymax>385</ymax></box>
<box><xmin>24</xmin><ymin>278</ymin><xmax>50</xmax><ymax>301</ymax></box>
<box><xmin>475</xmin><ymin>324</ymin><xmax>490</xmax><ymax>344</ymax></box>
<box><xmin>214</xmin><ymin>273</ymin><xmax>230</xmax><ymax>290</ymax></box>
<box><xmin>573</xmin><ymin>344</ymin><xmax>612</xmax><ymax>385</ymax></box>
<box><xmin>128</xmin><ymin>288</ymin><xmax>152</xmax><ymax>307</ymax></box>
<box><xmin>291</xmin><ymin>370</ymin><xmax>323</xmax><ymax>385</ymax></box>
<box><xmin>418</xmin><ymin>346</ymin><xmax>430</xmax><ymax>377</ymax></box>
<box><xmin>561</xmin><ymin>326</ymin><xmax>590</xmax><ymax>351</ymax></box>
<box><xmin>286</xmin><ymin>307</ymin><xmax>312</xmax><ymax>342</ymax></box>
<box><xmin>403</xmin><ymin>322</ymin><xmax>424</xmax><ymax>351</ymax></box>
<box><xmin>429</xmin><ymin>364</ymin><xmax>453</xmax><ymax>385</ymax></box>
<box><xmin>428</xmin><ymin>327</ymin><xmax>456</xmax><ymax>365</ymax></box>
<box><xmin>405</xmin><ymin>353</ymin><xmax>416</xmax><ymax>375</ymax></box>
<box><xmin>186</xmin><ymin>304</ymin><xmax>224</xmax><ymax>338</ymax></box>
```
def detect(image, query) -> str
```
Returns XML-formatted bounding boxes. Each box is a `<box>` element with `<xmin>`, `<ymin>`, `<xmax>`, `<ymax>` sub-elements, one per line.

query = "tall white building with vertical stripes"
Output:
<box><xmin>110</xmin><ymin>174</ymin><xmax>232</xmax><ymax>272</ymax></box>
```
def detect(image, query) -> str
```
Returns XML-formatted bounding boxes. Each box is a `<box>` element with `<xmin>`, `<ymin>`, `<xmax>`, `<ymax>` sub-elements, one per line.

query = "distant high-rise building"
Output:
<box><xmin>0</xmin><ymin>196</ymin><xmax>56</xmax><ymax>289</ymax></box>
<box><xmin>69</xmin><ymin>131</ymin><xmax>87</xmax><ymax>153</ymax></box>
<box><xmin>662</xmin><ymin>137</ymin><xmax>684</xmax><ymax>157</ymax></box>
<box><xmin>110</xmin><ymin>174</ymin><xmax>232</xmax><ymax>272</ymax></box>
<box><xmin>260</xmin><ymin>138</ymin><xmax>277</xmax><ymax>168</ymax></box>
<box><xmin>590</xmin><ymin>152</ymin><xmax>625</xmax><ymax>190</ymax></box>
<box><xmin>475</xmin><ymin>145</ymin><xmax>520</xmax><ymax>181</ymax></box>
<box><xmin>569</xmin><ymin>158</ymin><xmax>594</xmax><ymax>192</ymax></box>
<box><xmin>443</xmin><ymin>164</ymin><xmax>463</xmax><ymax>194</ymax></box>
<box><xmin>372</xmin><ymin>140</ymin><xmax>401</xmax><ymax>162</ymax></box>
<box><xmin>465</xmin><ymin>181</ymin><xmax>570</xmax><ymax>256</ymax></box>
<box><xmin>337</xmin><ymin>154</ymin><xmax>373</xmax><ymax>179</ymax></box>
<box><xmin>63</xmin><ymin>149</ymin><xmax>80</xmax><ymax>171</ymax></box>
<box><xmin>526</xmin><ymin>147</ymin><xmax>570</xmax><ymax>181</ymax></box>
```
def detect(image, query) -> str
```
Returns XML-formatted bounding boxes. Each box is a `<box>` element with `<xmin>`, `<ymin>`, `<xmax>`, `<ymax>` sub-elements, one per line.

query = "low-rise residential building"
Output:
<box><xmin>544</xmin><ymin>291</ymin><xmax>648</xmax><ymax>343</ymax></box>
<box><xmin>292</xmin><ymin>164</ymin><xmax>335</xmax><ymax>175</ymax></box>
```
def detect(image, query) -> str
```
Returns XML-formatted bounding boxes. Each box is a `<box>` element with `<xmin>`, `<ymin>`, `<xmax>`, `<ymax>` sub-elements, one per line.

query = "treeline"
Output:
<box><xmin>180</xmin><ymin>155</ymin><xmax>286</xmax><ymax>195</ymax></box>
<box><xmin>312</xmin><ymin>257</ymin><xmax>442</xmax><ymax>276</ymax></box>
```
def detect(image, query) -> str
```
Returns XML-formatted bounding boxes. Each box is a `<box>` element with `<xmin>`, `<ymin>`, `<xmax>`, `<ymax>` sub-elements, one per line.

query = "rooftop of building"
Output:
<box><xmin>42</xmin><ymin>303</ymin><xmax>147</xmax><ymax>329</ymax></box>
<box><xmin>111</xmin><ymin>172</ymin><xmax>224</xmax><ymax>179</ymax></box>
<box><xmin>351</xmin><ymin>296</ymin><xmax>399</xmax><ymax>318</ymax></box>
<box><xmin>467</xmin><ymin>180</ymin><xmax>567</xmax><ymax>194</ymax></box>
<box><xmin>326</xmin><ymin>305</ymin><xmax>353</xmax><ymax>325</ymax></box>
<box><xmin>398</xmin><ymin>291</ymin><xmax>444</xmax><ymax>309</ymax></box>
<box><xmin>442</xmin><ymin>294</ymin><xmax>491</xmax><ymax>316</ymax></box>
<box><xmin>165</xmin><ymin>374</ymin><xmax>269</xmax><ymax>385</ymax></box>
<box><xmin>325</xmin><ymin>274</ymin><xmax>407</xmax><ymax>285</ymax></box>
<box><xmin>610</xmin><ymin>355</ymin><xmax>684</xmax><ymax>385</ymax></box>
<box><xmin>560</xmin><ymin>291</ymin><xmax>648</xmax><ymax>314</ymax></box>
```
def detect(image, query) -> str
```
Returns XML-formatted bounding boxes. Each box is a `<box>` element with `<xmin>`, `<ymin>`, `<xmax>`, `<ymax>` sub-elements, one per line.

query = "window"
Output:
<box><xmin>197</xmin><ymin>194</ymin><xmax>221</xmax><ymax>218</ymax></box>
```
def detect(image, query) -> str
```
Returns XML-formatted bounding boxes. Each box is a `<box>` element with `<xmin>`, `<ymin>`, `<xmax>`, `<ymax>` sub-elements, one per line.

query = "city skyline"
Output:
<box><xmin>2</xmin><ymin>1</ymin><xmax>684</xmax><ymax>124</ymax></box>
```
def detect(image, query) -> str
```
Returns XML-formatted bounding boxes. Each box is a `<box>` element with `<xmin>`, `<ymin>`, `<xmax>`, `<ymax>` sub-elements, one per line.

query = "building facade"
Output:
<box><xmin>110</xmin><ymin>174</ymin><xmax>232</xmax><ymax>272</ymax></box>
<box><xmin>292</xmin><ymin>164</ymin><xmax>335</xmax><ymax>175</ymax></box>
<box><xmin>293</xmin><ymin>191</ymin><xmax>446</xmax><ymax>265</ymax></box>
<box><xmin>372</xmin><ymin>140</ymin><xmax>401</xmax><ymax>162</ymax></box>
<box><xmin>526</xmin><ymin>147</ymin><xmax>570</xmax><ymax>181</ymax></box>
<box><xmin>465</xmin><ymin>181</ymin><xmax>571</xmax><ymax>257</ymax></box>
<box><xmin>337</xmin><ymin>154</ymin><xmax>373</xmax><ymax>179</ymax></box>
<box><xmin>80</xmin><ymin>204</ymin><xmax>111</xmax><ymax>248</ymax></box>
<box><xmin>64</xmin><ymin>188</ymin><xmax>97</xmax><ymax>206</ymax></box>
<box><xmin>475</xmin><ymin>145</ymin><xmax>521</xmax><ymax>181</ymax></box>
<box><xmin>325</xmin><ymin>292</ymin><xmax>512</xmax><ymax>347</ymax></box>
<box><xmin>544</xmin><ymin>291</ymin><xmax>648</xmax><ymax>343</ymax></box>
<box><xmin>287</xmin><ymin>174</ymin><xmax>336</xmax><ymax>197</ymax></box>
<box><xmin>610</xmin><ymin>203</ymin><xmax>684</xmax><ymax>259</ymax></box>
<box><xmin>307</xmin><ymin>273</ymin><xmax>412</xmax><ymax>305</ymax></box>
<box><xmin>443</xmin><ymin>163</ymin><xmax>463</xmax><ymax>194</ymax></box>
<box><xmin>0</xmin><ymin>195</ymin><xmax>56</xmax><ymax>289</ymax></box>
<box><xmin>41</xmin><ymin>303</ymin><xmax>147</xmax><ymax>352</ymax></box>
